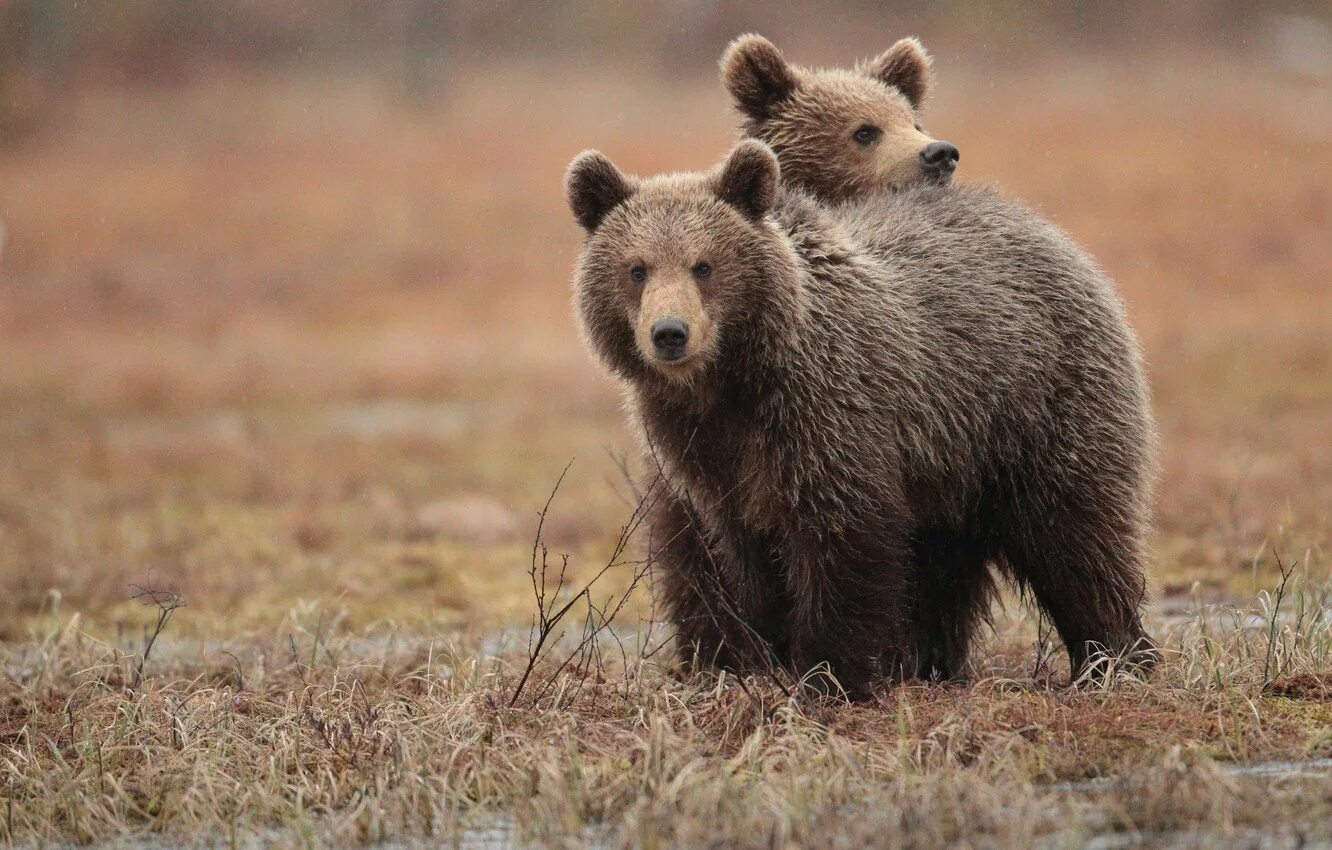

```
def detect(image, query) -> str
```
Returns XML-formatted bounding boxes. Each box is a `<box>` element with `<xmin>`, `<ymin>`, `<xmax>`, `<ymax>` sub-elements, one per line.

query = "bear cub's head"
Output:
<box><xmin>566</xmin><ymin>141</ymin><xmax>796</xmax><ymax>385</ymax></box>
<box><xmin>721</xmin><ymin>34</ymin><xmax>958</xmax><ymax>202</ymax></box>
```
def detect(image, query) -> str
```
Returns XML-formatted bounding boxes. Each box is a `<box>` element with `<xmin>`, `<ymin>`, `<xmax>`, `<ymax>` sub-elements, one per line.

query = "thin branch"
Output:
<box><xmin>128</xmin><ymin>584</ymin><xmax>186</xmax><ymax>689</ymax></box>
<box><xmin>1263</xmin><ymin>548</ymin><xmax>1300</xmax><ymax>686</ymax></box>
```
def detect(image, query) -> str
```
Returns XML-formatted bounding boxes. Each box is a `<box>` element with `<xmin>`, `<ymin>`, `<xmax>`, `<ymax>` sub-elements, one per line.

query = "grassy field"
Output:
<box><xmin>0</xmin><ymin>50</ymin><xmax>1330</xmax><ymax>847</ymax></box>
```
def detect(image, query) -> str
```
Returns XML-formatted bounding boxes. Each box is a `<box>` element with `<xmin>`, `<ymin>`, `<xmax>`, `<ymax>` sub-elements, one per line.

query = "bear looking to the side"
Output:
<box><xmin>721</xmin><ymin>34</ymin><xmax>960</xmax><ymax>202</ymax></box>
<box><xmin>565</xmin><ymin>140</ymin><xmax>1156</xmax><ymax>699</ymax></box>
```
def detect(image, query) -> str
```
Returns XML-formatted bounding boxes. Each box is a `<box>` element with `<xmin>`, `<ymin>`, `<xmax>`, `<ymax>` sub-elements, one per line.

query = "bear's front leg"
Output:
<box><xmin>649</xmin><ymin>488</ymin><xmax>786</xmax><ymax>674</ymax></box>
<box><xmin>783</xmin><ymin>528</ymin><xmax>913</xmax><ymax>700</ymax></box>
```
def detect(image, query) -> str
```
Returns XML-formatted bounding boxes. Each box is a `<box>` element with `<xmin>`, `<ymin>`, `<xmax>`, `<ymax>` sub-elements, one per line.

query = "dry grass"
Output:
<box><xmin>0</xmin><ymin>46</ymin><xmax>1329</xmax><ymax>847</ymax></box>
<box><xmin>5</xmin><ymin>570</ymin><xmax>1332</xmax><ymax>847</ymax></box>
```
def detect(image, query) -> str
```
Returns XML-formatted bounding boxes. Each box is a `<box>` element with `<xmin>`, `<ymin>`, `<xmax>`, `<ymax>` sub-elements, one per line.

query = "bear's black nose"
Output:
<box><xmin>651</xmin><ymin>318</ymin><xmax>689</xmax><ymax>361</ymax></box>
<box><xmin>920</xmin><ymin>141</ymin><xmax>960</xmax><ymax>173</ymax></box>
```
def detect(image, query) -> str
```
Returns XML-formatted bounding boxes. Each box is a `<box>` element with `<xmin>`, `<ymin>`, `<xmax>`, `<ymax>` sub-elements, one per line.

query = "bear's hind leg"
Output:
<box><xmin>1002</xmin><ymin>501</ymin><xmax>1155</xmax><ymax>680</ymax></box>
<box><xmin>907</xmin><ymin>530</ymin><xmax>995</xmax><ymax>681</ymax></box>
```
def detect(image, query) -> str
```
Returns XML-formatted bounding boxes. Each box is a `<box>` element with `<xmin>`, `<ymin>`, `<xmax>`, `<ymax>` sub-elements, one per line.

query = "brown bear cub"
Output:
<box><xmin>721</xmin><ymin>34</ymin><xmax>959</xmax><ymax>202</ymax></box>
<box><xmin>566</xmin><ymin>140</ymin><xmax>1156</xmax><ymax>698</ymax></box>
<box><xmin>562</xmin><ymin>145</ymin><xmax>1156</xmax><ymax>698</ymax></box>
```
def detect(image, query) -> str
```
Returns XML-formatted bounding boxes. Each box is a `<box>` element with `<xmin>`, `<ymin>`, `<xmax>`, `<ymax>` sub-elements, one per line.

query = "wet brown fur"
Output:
<box><xmin>721</xmin><ymin>34</ymin><xmax>950</xmax><ymax>202</ymax></box>
<box><xmin>565</xmin><ymin>142</ymin><xmax>1156</xmax><ymax>699</ymax></box>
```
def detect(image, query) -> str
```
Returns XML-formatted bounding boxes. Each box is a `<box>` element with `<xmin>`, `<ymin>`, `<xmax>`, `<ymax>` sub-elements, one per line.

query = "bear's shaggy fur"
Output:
<box><xmin>565</xmin><ymin>141</ymin><xmax>1155</xmax><ymax>698</ymax></box>
<box><xmin>721</xmin><ymin>34</ymin><xmax>957</xmax><ymax>202</ymax></box>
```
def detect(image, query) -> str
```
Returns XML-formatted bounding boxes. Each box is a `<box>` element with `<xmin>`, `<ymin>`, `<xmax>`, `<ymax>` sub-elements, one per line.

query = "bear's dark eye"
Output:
<box><xmin>852</xmin><ymin>124</ymin><xmax>881</xmax><ymax>146</ymax></box>
<box><xmin>691</xmin><ymin>261</ymin><xmax>712</xmax><ymax>281</ymax></box>
<box><xmin>630</xmin><ymin>265</ymin><xmax>647</xmax><ymax>284</ymax></box>
<box><xmin>914</xmin><ymin>123</ymin><xmax>923</xmax><ymax>132</ymax></box>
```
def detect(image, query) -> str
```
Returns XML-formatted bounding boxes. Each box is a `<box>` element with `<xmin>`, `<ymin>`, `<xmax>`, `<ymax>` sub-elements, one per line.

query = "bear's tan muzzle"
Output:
<box><xmin>635</xmin><ymin>275</ymin><xmax>712</xmax><ymax>369</ymax></box>
<box><xmin>879</xmin><ymin>127</ymin><xmax>955</xmax><ymax>188</ymax></box>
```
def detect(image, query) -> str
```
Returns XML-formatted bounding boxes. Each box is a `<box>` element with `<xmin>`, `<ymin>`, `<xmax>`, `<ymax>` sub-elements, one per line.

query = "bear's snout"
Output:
<box><xmin>919</xmin><ymin>141</ymin><xmax>960</xmax><ymax>179</ymax></box>
<box><xmin>650</xmin><ymin>318</ymin><xmax>690</xmax><ymax>362</ymax></box>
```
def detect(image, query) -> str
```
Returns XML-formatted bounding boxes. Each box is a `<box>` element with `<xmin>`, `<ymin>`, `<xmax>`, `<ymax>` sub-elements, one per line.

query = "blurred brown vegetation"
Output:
<box><xmin>2</xmin><ymin>0</ymin><xmax>1327</xmax><ymax>118</ymax></box>
<box><xmin>0</xmin><ymin>6</ymin><xmax>1331</xmax><ymax>845</ymax></box>
<box><xmin>0</xmin><ymin>1</ymin><xmax>1328</xmax><ymax>636</ymax></box>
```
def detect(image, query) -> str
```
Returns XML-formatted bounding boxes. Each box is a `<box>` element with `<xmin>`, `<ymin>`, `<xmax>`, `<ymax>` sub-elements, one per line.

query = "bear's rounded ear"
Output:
<box><xmin>714</xmin><ymin>140</ymin><xmax>780</xmax><ymax>221</ymax></box>
<box><xmin>721</xmin><ymin>34</ymin><xmax>798</xmax><ymax>120</ymax></box>
<box><xmin>565</xmin><ymin>150</ymin><xmax>633</xmax><ymax>233</ymax></box>
<box><xmin>864</xmin><ymin>37</ymin><xmax>932</xmax><ymax>109</ymax></box>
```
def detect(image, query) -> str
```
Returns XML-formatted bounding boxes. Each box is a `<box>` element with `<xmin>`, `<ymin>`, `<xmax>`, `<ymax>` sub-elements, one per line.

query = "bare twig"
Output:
<box><xmin>128</xmin><ymin>584</ymin><xmax>186</xmax><ymax>689</ymax></box>
<box><xmin>604</xmin><ymin>445</ymin><xmax>644</xmax><ymax>507</ymax></box>
<box><xmin>511</xmin><ymin>463</ymin><xmax>620</xmax><ymax>708</ymax></box>
<box><xmin>1263</xmin><ymin>548</ymin><xmax>1300</xmax><ymax>686</ymax></box>
<box><xmin>1031</xmin><ymin>612</ymin><xmax>1058</xmax><ymax>683</ymax></box>
<box><xmin>221</xmin><ymin>650</ymin><xmax>245</xmax><ymax>691</ymax></box>
<box><xmin>510</xmin><ymin>459</ymin><xmax>664</xmax><ymax>708</ymax></box>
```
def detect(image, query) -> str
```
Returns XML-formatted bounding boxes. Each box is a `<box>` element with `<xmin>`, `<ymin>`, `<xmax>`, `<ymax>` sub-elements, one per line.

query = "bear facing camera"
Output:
<box><xmin>566</xmin><ymin>140</ymin><xmax>1157</xmax><ymax>699</ymax></box>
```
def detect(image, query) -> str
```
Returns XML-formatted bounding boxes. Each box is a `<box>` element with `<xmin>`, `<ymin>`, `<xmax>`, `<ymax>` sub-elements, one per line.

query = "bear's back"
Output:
<box><xmin>832</xmin><ymin>184</ymin><xmax>1112</xmax><ymax>313</ymax></box>
<box><xmin>760</xmin><ymin>184</ymin><xmax>1150</xmax><ymax>519</ymax></box>
<box><xmin>806</xmin><ymin>183</ymin><xmax>1139</xmax><ymax>388</ymax></box>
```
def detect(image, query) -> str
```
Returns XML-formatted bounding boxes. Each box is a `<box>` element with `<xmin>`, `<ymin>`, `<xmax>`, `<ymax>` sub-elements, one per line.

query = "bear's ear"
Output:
<box><xmin>565</xmin><ymin>150</ymin><xmax>634</xmax><ymax>232</ymax></box>
<box><xmin>721</xmin><ymin>34</ymin><xmax>798</xmax><ymax>120</ymax></box>
<box><xmin>714</xmin><ymin>140</ymin><xmax>780</xmax><ymax>221</ymax></box>
<box><xmin>864</xmin><ymin>37</ymin><xmax>932</xmax><ymax>109</ymax></box>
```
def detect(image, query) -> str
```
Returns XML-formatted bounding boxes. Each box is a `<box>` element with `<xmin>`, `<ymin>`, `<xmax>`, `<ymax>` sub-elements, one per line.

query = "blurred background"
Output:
<box><xmin>0</xmin><ymin>1</ymin><xmax>1328</xmax><ymax>640</ymax></box>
